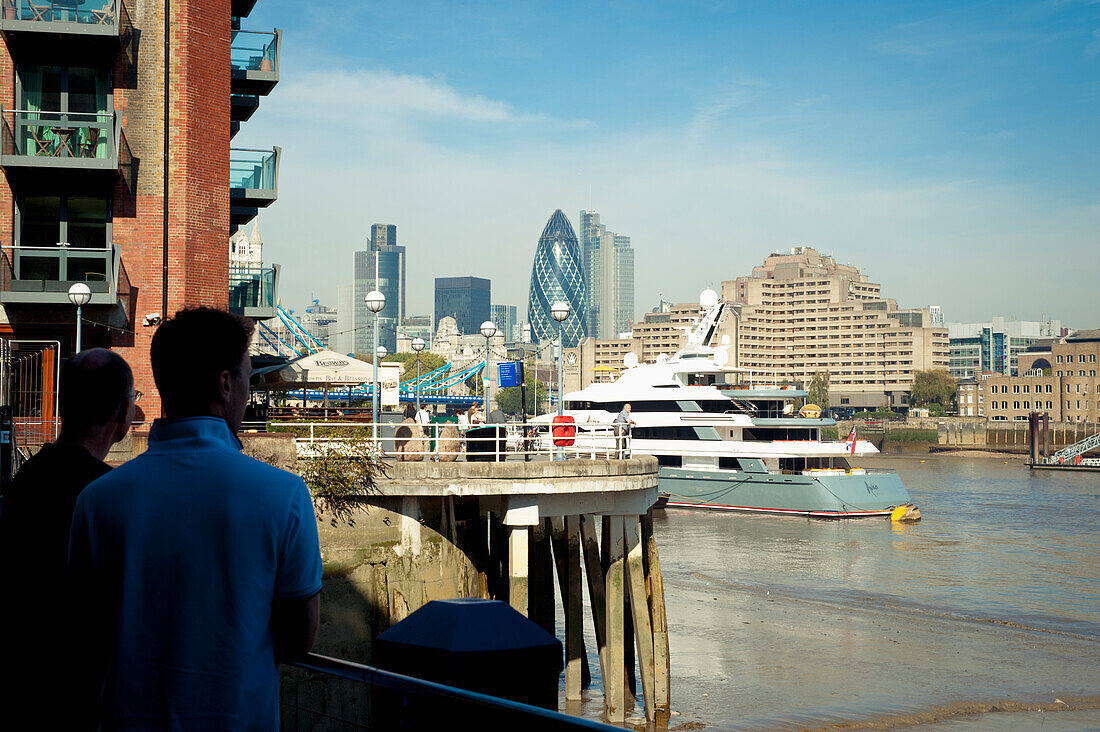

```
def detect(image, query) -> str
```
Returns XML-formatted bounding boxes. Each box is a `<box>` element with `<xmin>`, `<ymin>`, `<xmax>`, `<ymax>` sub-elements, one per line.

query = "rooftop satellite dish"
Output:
<box><xmin>623</xmin><ymin>352</ymin><xmax>639</xmax><ymax>368</ymax></box>
<box><xmin>714</xmin><ymin>349</ymin><xmax>729</xmax><ymax>366</ymax></box>
<box><xmin>700</xmin><ymin>289</ymin><xmax>719</xmax><ymax>308</ymax></box>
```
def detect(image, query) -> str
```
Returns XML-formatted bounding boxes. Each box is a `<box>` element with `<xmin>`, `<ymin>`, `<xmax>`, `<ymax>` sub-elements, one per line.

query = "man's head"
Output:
<box><xmin>623</xmin><ymin>403</ymin><xmax>631</xmax><ymax>413</ymax></box>
<box><xmin>59</xmin><ymin>348</ymin><xmax>134</xmax><ymax>446</ymax></box>
<box><xmin>151</xmin><ymin>308</ymin><xmax>255</xmax><ymax>431</ymax></box>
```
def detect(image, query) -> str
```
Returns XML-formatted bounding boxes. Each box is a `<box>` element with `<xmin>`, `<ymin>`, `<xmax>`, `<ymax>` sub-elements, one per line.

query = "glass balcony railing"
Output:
<box><xmin>0</xmin><ymin>108</ymin><xmax>118</xmax><ymax>169</ymax></box>
<box><xmin>1</xmin><ymin>0</ymin><xmax>119</xmax><ymax>30</ymax></box>
<box><xmin>1</xmin><ymin>244</ymin><xmax>119</xmax><ymax>304</ymax></box>
<box><xmin>230</xmin><ymin>147</ymin><xmax>279</xmax><ymax>198</ymax></box>
<box><xmin>231</xmin><ymin>29</ymin><xmax>279</xmax><ymax>76</ymax></box>
<box><xmin>229</xmin><ymin>265</ymin><xmax>277</xmax><ymax>318</ymax></box>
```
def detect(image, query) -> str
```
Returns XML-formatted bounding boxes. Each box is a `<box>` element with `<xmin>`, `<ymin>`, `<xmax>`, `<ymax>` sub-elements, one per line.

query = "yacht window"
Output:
<box><xmin>676</xmin><ymin>400</ymin><xmax>702</xmax><ymax>412</ymax></box>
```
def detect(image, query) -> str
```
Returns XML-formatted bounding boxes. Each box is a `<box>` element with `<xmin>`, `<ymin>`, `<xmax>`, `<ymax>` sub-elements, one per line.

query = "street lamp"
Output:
<box><xmin>411</xmin><ymin>336</ymin><xmax>426</xmax><ymax>412</ymax></box>
<box><xmin>365</xmin><ymin>290</ymin><xmax>386</xmax><ymax>429</ymax></box>
<box><xmin>550</xmin><ymin>301</ymin><xmax>570</xmax><ymax>418</ymax></box>
<box><xmin>480</xmin><ymin>320</ymin><xmax>497</xmax><ymax>414</ymax></box>
<box><xmin>68</xmin><ymin>283</ymin><xmax>92</xmax><ymax>353</ymax></box>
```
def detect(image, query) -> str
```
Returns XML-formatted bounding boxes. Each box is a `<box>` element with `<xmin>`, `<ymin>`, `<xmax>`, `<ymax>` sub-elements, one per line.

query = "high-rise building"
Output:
<box><xmin>529</xmin><ymin>210</ymin><xmax>588</xmax><ymax>347</ymax></box>
<box><xmin>578</xmin><ymin>210</ymin><xmax>634</xmax><ymax>339</ymax></box>
<box><xmin>723</xmin><ymin>247</ymin><xmax>949</xmax><ymax>410</ymax></box>
<box><xmin>947</xmin><ymin>317</ymin><xmax>1062</xmax><ymax>378</ymax></box>
<box><xmin>490</xmin><ymin>304</ymin><xmax>518</xmax><ymax>341</ymax></box>
<box><xmin>352</xmin><ymin>224</ymin><xmax>405</xmax><ymax>355</ymax></box>
<box><xmin>0</xmin><ymin>1</ymin><xmax>282</xmax><ymax>423</ymax></box>
<box><xmin>435</xmin><ymin>276</ymin><xmax>490</xmax><ymax>335</ymax></box>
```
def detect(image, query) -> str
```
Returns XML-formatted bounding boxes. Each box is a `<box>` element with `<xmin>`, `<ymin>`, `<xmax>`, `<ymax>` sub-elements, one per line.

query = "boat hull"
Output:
<box><xmin>658</xmin><ymin>466</ymin><xmax>911</xmax><ymax>518</ymax></box>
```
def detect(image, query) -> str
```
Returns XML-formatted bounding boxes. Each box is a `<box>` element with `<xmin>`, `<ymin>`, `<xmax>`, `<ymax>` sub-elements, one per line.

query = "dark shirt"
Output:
<box><xmin>0</xmin><ymin>441</ymin><xmax>110</xmax><ymax>728</ymax></box>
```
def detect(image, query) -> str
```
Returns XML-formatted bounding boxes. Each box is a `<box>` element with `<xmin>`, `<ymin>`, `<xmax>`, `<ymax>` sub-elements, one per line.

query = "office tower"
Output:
<box><xmin>490</xmin><ymin>304</ymin><xmax>518</xmax><ymax>341</ymax></box>
<box><xmin>528</xmin><ymin>210</ymin><xmax>588</xmax><ymax>347</ymax></box>
<box><xmin>435</xmin><ymin>276</ymin><xmax>490</xmax><ymax>335</ymax></box>
<box><xmin>578</xmin><ymin>209</ymin><xmax>634</xmax><ymax>339</ymax></box>
<box><xmin>947</xmin><ymin>317</ymin><xmax>1062</xmax><ymax>378</ymax></box>
<box><xmin>0</xmin><ymin>1</ymin><xmax>283</xmax><ymax>422</ymax></box>
<box><xmin>352</xmin><ymin>224</ymin><xmax>405</xmax><ymax>355</ymax></box>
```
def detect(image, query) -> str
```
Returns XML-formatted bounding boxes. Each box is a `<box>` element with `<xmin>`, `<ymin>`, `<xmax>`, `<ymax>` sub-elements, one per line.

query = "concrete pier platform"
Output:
<box><xmin>307</xmin><ymin>455</ymin><xmax>668</xmax><ymax>724</ymax></box>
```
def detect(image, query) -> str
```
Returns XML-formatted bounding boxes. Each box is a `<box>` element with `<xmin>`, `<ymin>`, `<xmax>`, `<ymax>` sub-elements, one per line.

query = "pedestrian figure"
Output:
<box><xmin>68</xmin><ymin>308</ymin><xmax>323</xmax><ymax>730</ymax></box>
<box><xmin>614</xmin><ymin>402</ymin><xmax>635</xmax><ymax>457</ymax></box>
<box><xmin>0</xmin><ymin>349</ymin><xmax>135</xmax><ymax>729</ymax></box>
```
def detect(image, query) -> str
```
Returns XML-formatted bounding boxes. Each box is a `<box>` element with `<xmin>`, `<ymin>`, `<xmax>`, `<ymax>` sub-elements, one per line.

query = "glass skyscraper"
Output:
<box><xmin>490</xmin><ymin>303</ymin><xmax>518</xmax><ymax>341</ymax></box>
<box><xmin>578</xmin><ymin>209</ymin><xmax>634</xmax><ymax>339</ymax></box>
<box><xmin>435</xmin><ymin>276</ymin><xmax>491</xmax><ymax>335</ymax></box>
<box><xmin>528</xmin><ymin>209</ymin><xmax>588</xmax><ymax>347</ymax></box>
<box><xmin>353</xmin><ymin>224</ymin><xmax>405</xmax><ymax>355</ymax></box>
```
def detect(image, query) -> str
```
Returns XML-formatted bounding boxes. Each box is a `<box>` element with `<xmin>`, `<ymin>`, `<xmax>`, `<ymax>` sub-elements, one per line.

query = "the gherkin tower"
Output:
<box><xmin>528</xmin><ymin>209</ymin><xmax>588</xmax><ymax>347</ymax></box>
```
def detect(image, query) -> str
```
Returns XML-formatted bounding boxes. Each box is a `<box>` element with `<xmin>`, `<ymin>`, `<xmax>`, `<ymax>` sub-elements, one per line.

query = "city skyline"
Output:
<box><xmin>233</xmin><ymin>0</ymin><xmax>1099</xmax><ymax>327</ymax></box>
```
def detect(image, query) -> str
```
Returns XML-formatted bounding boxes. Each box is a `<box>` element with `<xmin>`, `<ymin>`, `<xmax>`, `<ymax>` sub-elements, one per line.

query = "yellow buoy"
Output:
<box><xmin>891</xmin><ymin>504</ymin><xmax>921</xmax><ymax>522</ymax></box>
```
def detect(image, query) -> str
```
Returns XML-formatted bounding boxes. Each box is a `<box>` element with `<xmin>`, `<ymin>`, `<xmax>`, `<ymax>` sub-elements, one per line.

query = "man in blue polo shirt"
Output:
<box><xmin>69</xmin><ymin>308</ymin><xmax>323</xmax><ymax>730</ymax></box>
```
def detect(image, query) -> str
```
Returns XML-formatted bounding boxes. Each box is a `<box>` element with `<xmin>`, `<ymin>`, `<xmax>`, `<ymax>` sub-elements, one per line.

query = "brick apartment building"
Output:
<box><xmin>958</xmin><ymin>330</ymin><xmax>1100</xmax><ymax>422</ymax></box>
<box><xmin>0</xmin><ymin>0</ymin><xmax>280</xmax><ymax>434</ymax></box>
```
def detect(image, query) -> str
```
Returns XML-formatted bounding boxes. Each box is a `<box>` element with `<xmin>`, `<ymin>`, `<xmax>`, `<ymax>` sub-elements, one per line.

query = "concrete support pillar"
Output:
<box><xmin>508</xmin><ymin>525</ymin><xmax>529</xmax><ymax>616</ymax></box>
<box><xmin>604</xmin><ymin>515</ymin><xmax>626</xmax><ymax>724</ymax></box>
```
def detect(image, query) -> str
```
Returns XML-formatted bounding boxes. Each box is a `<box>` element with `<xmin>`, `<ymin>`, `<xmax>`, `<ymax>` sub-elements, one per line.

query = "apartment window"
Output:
<box><xmin>1080</xmin><ymin>355</ymin><xmax>1086</xmax><ymax>363</ymax></box>
<box><xmin>1023</xmin><ymin>385</ymin><xmax>1030</xmax><ymax>393</ymax></box>
<box><xmin>1013</xmin><ymin>401</ymin><xmax>1020</xmax><ymax>409</ymax></box>
<box><xmin>1046</xmin><ymin>401</ymin><xmax>1052</xmax><ymax>409</ymax></box>
<box><xmin>1057</xmin><ymin>355</ymin><xmax>1063</xmax><ymax>363</ymax></box>
<box><xmin>1023</xmin><ymin>401</ymin><xmax>1030</xmax><ymax>409</ymax></box>
<box><xmin>1012</xmin><ymin>385</ymin><xmax>1020</xmax><ymax>393</ymax></box>
<box><xmin>1091</xmin><ymin>355</ymin><xmax>1096</xmax><ymax>363</ymax></box>
<box><xmin>1076</xmin><ymin>384</ymin><xmax>1081</xmax><ymax>393</ymax></box>
<box><xmin>1046</xmin><ymin>385</ymin><xmax>1052</xmax><ymax>393</ymax></box>
<box><xmin>1077</xmin><ymin>400</ymin><xmax>1081</xmax><ymax>409</ymax></box>
<box><xmin>1081</xmin><ymin>371</ymin><xmax>1087</xmax><ymax>377</ymax></box>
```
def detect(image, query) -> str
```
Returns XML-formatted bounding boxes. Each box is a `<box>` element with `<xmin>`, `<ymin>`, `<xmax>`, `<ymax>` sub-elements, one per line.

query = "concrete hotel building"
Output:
<box><xmin>723</xmin><ymin>247</ymin><xmax>948</xmax><ymax>410</ymax></box>
<box><xmin>0</xmin><ymin>0</ymin><xmax>281</xmax><ymax>423</ymax></box>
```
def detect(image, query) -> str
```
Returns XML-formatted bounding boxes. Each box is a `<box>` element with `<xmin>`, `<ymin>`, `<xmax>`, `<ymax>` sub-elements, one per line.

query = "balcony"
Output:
<box><xmin>0</xmin><ymin>0</ymin><xmax>123</xmax><ymax>45</ymax></box>
<box><xmin>229</xmin><ymin>265</ymin><xmax>278</xmax><ymax>320</ymax></box>
<box><xmin>231</xmin><ymin>28</ymin><xmax>280</xmax><ymax>96</ymax></box>
<box><xmin>231</xmin><ymin>0</ymin><xmax>257</xmax><ymax>18</ymax></box>
<box><xmin>0</xmin><ymin>108</ymin><xmax>119</xmax><ymax>176</ymax></box>
<box><xmin>230</xmin><ymin>146</ymin><xmax>280</xmax><ymax>229</ymax></box>
<box><xmin>0</xmin><ymin>244</ymin><xmax>120</xmax><ymax>305</ymax></box>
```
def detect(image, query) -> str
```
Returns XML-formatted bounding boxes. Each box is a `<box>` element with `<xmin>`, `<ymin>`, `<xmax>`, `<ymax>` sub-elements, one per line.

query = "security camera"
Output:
<box><xmin>142</xmin><ymin>313</ymin><xmax>162</xmax><ymax>327</ymax></box>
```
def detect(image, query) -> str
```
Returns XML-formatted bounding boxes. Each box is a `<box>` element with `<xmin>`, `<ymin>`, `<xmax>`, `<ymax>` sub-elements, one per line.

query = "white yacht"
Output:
<box><xmin>543</xmin><ymin>292</ymin><xmax>914</xmax><ymax>518</ymax></box>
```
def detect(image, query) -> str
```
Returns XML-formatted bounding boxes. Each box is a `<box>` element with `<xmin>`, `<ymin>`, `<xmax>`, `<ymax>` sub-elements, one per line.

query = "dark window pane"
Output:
<box><xmin>67</xmin><ymin>68</ymin><xmax>107</xmax><ymax>114</ymax></box>
<box><xmin>20</xmin><ymin>196</ymin><xmax>61</xmax><ymax>247</ymax></box>
<box><xmin>19</xmin><ymin>255</ymin><xmax>59</xmax><ymax>281</ymax></box>
<box><xmin>68</xmin><ymin>256</ymin><xmax>108</xmax><ymax>282</ymax></box>
<box><xmin>67</xmin><ymin>196</ymin><xmax>108</xmax><ymax>248</ymax></box>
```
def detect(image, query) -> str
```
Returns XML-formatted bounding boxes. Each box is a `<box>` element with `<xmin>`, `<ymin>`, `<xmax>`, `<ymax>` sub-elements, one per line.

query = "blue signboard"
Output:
<box><xmin>497</xmin><ymin>361</ymin><xmax>522</xmax><ymax>388</ymax></box>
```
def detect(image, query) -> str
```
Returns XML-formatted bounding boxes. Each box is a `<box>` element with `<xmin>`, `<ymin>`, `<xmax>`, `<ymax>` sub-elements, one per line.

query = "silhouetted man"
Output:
<box><xmin>69</xmin><ymin>308</ymin><xmax>322</xmax><ymax>730</ymax></box>
<box><xmin>0</xmin><ymin>348</ymin><xmax>135</xmax><ymax>728</ymax></box>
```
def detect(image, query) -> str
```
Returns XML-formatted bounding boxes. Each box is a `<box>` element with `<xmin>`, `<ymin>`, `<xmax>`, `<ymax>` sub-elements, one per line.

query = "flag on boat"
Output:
<box><xmin>846</xmin><ymin>427</ymin><xmax>858</xmax><ymax>456</ymax></box>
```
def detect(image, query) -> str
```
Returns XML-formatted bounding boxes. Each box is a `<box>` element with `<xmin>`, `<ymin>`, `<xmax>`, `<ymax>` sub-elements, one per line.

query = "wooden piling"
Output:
<box><xmin>550</xmin><ymin>516</ymin><xmax>586</xmax><ymax>700</ymax></box>
<box><xmin>604</xmin><ymin>515</ymin><xmax>626</xmax><ymax>724</ymax></box>
<box><xmin>625</xmin><ymin>515</ymin><xmax>656</xmax><ymax>722</ymax></box>
<box><xmin>530</xmin><ymin>520</ymin><xmax>555</xmax><ymax>635</ymax></box>
<box><xmin>642</xmin><ymin>510</ymin><xmax>671</xmax><ymax>722</ymax></box>
<box><xmin>580</xmin><ymin>514</ymin><xmax>609</xmax><ymax>690</ymax></box>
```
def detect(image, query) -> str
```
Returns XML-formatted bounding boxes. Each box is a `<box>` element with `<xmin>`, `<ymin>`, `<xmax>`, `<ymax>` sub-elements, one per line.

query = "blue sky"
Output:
<box><xmin>235</xmin><ymin>0</ymin><xmax>1100</xmax><ymax>327</ymax></box>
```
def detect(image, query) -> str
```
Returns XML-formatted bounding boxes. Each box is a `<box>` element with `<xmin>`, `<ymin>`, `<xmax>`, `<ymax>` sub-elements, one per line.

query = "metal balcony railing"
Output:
<box><xmin>0</xmin><ymin>108</ymin><xmax>118</xmax><ymax>170</ymax></box>
<box><xmin>0</xmin><ymin>244</ymin><xmax>120</xmax><ymax>304</ymax></box>
<box><xmin>0</xmin><ymin>0</ymin><xmax>118</xmax><ymax>29</ymax></box>
<box><xmin>229</xmin><ymin>265</ymin><xmax>277</xmax><ymax>319</ymax></box>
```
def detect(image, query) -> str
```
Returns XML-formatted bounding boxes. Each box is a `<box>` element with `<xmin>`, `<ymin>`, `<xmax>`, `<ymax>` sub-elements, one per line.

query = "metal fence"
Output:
<box><xmin>281</xmin><ymin>653</ymin><xmax>616</xmax><ymax>731</ymax></box>
<box><xmin>269</xmin><ymin>420</ymin><xmax>632</xmax><ymax>462</ymax></box>
<box><xmin>1</xmin><ymin>340</ymin><xmax>60</xmax><ymax>470</ymax></box>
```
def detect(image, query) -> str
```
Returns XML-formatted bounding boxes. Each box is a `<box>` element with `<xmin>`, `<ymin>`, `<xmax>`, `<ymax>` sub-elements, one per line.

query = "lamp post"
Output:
<box><xmin>68</xmin><ymin>283</ymin><xmax>92</xmax><ymax>353</ymax></box>
<box><xmin>411</xmin><ymin>337</ymin><xmax>425</xmax><ymax>412</ymax></box>
<box><xmin>550</xmin><ymin>301</ymin><xmax>570</xmax><ymax>418</ymax></box>
<box><xmin>480</xmin><ymin>320</ymin><xmax>497</xmax><ymax>414</ymax></box>
<box><xmin>365</xmin><ymin>289</ymin><xmax>386</xmax><ymax>430</ymax></box>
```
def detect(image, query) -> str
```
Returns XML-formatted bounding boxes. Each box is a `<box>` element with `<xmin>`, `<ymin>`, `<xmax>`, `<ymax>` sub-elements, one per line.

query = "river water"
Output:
<box><xmin>580</xmin><ymin>455</ymin><xmax>1100</xmax><ymax>730</ymax></box>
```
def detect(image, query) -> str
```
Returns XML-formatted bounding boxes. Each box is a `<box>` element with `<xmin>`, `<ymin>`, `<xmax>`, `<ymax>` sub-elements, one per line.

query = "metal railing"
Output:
<box><xmin>231</xmin><ymin>29</ymin><xmax>278</xmax><ymax>73</ymax></box>
<box><xmin>281</xmin><ymin>652</ymin><xmax>617</xmax><ymax>731</ymax></box>
<box><xmin>229</xmin><ymin>266</ymin><xmax>276</xmax><ymax>310</ymax></box>
<box><xmin>230</xmin><ymin>147</ymin><xmax>278</xmax><ymax>193</ymax></box>
<box><xmin>269</xmin><ymin>420</ymin><xmax>633</xmax><ymax>462</ymax></box>
<box><xmin>1</xmin><ymin>109</ymin><xmax>117</xmax><ymax>161</ymax></box>
<box><xmin>1</xmin><ymin>0</ymin><xmax>118</xmax><ymax>25</ymax></box>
